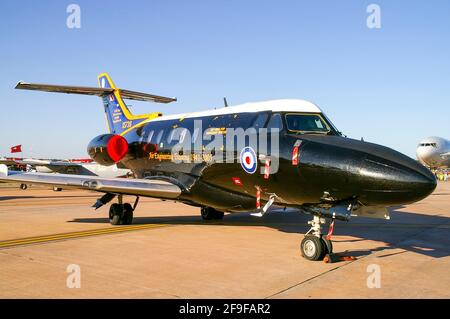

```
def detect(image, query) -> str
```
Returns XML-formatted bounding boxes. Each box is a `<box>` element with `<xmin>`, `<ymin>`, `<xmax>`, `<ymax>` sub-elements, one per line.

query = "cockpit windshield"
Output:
<box><xmin>285</xmin><ymin>113</ymin><xmax>331</xmax><ymax>134</ymax></box>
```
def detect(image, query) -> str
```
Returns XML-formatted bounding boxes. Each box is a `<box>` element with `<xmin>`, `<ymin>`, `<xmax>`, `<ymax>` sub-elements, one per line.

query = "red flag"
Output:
<box><xmin>10</xmin><ymin>145</ymin><xmax>22</xmax><ymax>153</ymax></box>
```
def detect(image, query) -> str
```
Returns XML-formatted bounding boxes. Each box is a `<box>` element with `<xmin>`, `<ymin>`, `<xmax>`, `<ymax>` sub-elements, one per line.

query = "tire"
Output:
<box><xmin>20</xmin><ymin>184</ymin><xmax>27</xmax><ymax>190</ymax></box>
<box><xmin>53</xmin><ymin>187</ymin><xmax>62</xmax><ymax>192</ymax></box>
<box><xmin>201</xmin><ymin>207</ymin><xmax>224</xmax><ymax>220</ymax></box>
<box><xmin>321</xmin><ymin>235</ymin><xmax>333</xmax><ymax>254</ymax></box>
<box><xmin>123</xmin><ymin>203</ymin><xmax>134</xmax><ymax>225</ymax></box>
<box><xmin>109</xmin><ymin>203</ymin><xmax>124</xmax><ymax>225</ymax></box>
<box><xmin>300</xmin><ymin>235</ymin><xmax>326</xmax><ymax>261</ymax></box>
<box><xmin>201</xmin><ymin>207</ymin><xmax>214</xmax><ymax>220</ymax></box>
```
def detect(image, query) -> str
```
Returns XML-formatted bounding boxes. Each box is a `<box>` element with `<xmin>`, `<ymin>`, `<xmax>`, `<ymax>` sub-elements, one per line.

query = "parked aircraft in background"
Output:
<box><xmin>0</xmin><ymin>157</ymin><xmax>131</xmax><ymax>190</ymax></box>
<box><xmin>416</xmin><ymin>137</ymin><xmax>450</xmax><ymax>169</ymax></box>
<box><xmin>0</xmin><ymin>74</ymin><xmax>437</xmax><ymax>261</ymax></box>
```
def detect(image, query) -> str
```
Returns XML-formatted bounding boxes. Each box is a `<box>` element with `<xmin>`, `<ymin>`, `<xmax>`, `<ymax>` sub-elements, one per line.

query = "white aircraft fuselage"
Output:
<box><xmin>416</xmin><ymin>136</ymin><xmax>450</xmax><ymax>169</ymax></box>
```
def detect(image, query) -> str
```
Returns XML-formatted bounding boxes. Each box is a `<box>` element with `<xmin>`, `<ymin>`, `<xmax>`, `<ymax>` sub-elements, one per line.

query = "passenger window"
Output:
<box><xmin>168</xmin><ymin>129</ymin><xmax>176</xmax><ymax>143</ymax></box>
<box><xmin>145</xmin><ymin>130</ymin><xmax>154</xmax><ymax>144</ymax></box>
<box><xmin>232</xmin><ymin>113</ymin><xmax>257</xmax><ymax>129</ymax></box>
<box><xmin>252</xmin><ymin>113</ymin><xmax>269</xmax><ymax>129</ymax></box>
<box><xmin>155</xmin><ymin>130</ymin><xmax>164</xmax><ymax>144</ymax></box>
<box><xmin>267</xmin><ymin>113</ymin><xmax>283</xmax><ymax>131</ymax></box>
<box><xmin>192</xmin><ymin>127</ymin><xmax>200</xmax><ymax>143</ymax></box>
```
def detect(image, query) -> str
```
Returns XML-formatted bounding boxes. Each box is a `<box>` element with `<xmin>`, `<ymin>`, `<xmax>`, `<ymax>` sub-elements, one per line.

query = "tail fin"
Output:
<box><xmin>97</xmin><ymin>73</ymin><xmax>159</xmax><ymax>135</ymax></box>
<box><xmin>15</xmin><ymin>73</ymin><xmax>176</xmax><ymax>135</ymax></box>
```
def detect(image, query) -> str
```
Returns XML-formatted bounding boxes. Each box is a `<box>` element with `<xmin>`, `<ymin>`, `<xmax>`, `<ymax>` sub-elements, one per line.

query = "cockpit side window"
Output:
<box><xmin>285</xmin><ymin>113</ymin><xmax>330</xmax><ymax>134</ymax></box>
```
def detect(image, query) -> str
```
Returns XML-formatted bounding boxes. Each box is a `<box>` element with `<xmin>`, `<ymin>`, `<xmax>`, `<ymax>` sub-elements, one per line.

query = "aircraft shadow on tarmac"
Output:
<box><xmin>71</xmin><ymin>206</ymin><xmax>450</xmax><ymax>259</ymax></box>
<box><xmin>0</xmin><ymin>196</ymin><xmax>35</xmax><ymax>201</ymax></box>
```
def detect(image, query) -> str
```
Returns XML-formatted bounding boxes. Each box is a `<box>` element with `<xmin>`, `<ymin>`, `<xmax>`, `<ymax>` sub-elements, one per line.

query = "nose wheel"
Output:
<box><xmin>300</xmin><ymin>236</ymin><xmax>325</xmax><ymax>261</ymax></box>
<box><xmin>300</xmin><ymin>216</ymin><xmax>334</xmax><ymax>261</ymax></box>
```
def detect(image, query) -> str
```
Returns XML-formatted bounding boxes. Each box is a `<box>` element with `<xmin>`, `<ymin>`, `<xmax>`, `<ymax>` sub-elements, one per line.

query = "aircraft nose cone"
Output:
<box><xmin>295</xmin><ymin>136</ymin><xmax>436</xmax><ymax>207</ymax></box>
<box><xmin>359</xmin><ymin>145</ymin><xmax>437</xmax><ymax>205</ymax></box>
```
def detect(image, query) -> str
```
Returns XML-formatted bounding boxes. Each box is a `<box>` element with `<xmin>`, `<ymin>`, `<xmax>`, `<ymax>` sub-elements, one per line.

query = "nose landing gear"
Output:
<box><xmin>300</xmin><ymin>215</ymin><xmax>334</xmax><ymax>261</ymax></box>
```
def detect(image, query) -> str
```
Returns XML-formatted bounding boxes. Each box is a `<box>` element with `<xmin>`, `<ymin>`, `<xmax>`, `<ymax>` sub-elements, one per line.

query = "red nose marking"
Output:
<box><xmin>245</xmin><ymin>156</ymin><xmax>251</xmax><ymax>165</ymax></box>
<box><xmin>107</xmin><ymin>135</ymin><xmax>129</xmax><ymax>162</ymax></box>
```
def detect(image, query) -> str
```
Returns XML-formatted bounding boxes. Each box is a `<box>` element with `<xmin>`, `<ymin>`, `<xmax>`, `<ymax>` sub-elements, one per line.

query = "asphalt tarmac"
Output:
<box><xmin>0</xmin><ymin>183</ymin><xmax>449</xmax><ymax>298</ymax></box>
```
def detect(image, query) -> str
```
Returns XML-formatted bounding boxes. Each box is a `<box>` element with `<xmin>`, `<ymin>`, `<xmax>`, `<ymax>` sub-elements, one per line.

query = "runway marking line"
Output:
<box><xmin>0</xmin><ymin>224</ymin><xmax>172</xmax><ymax>249</ymax></box>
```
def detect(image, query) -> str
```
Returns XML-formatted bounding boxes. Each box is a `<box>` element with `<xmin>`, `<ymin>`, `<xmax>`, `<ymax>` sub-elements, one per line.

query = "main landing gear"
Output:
<box><xmin>200</xmin><ymin>207</ymin><xmax>224</xmax><ymax>220</ymax></box>
<box><xmin>109</xmin><ymin>195</ymin><xmax>139</xmax><ymax>225</ymax></box>
<box><xmin>300</xmin><ymin>215</ymin><xmax>334</xmax><ymax>261</ymax></box>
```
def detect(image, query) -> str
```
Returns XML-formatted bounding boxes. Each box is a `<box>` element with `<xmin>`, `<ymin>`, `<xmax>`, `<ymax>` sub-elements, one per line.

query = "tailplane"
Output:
<box><xmin>15</xmin><ymin>73</ymin><xmax>176</xmax><ymax>135</ymax></box>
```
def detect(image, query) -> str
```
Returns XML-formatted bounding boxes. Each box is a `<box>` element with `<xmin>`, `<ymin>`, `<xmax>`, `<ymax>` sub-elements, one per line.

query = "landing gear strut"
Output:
<box><xmin>108</xmin><ymin>196</ymin><xmax>139</xmax><ymax>225</ymax></box>
<box><xmin>201</xmin><ymin>207</ymin><xmax>224</xmax><ymax>220</ymax></box>
<box><xmin>300</xmin><ymin>215</ymin><xmax>334</xmax><ymax>261</ymax></box>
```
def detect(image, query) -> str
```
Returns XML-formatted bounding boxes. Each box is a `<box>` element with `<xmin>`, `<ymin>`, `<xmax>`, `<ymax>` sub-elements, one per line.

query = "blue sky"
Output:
<box><xmin>0</xmin><ymin>0</ymin><xmax>449</xmax><ymax>159</ymax></box>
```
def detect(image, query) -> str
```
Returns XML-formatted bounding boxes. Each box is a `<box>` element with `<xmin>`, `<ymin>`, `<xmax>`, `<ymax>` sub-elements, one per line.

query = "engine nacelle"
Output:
<box><xmin>87</xmin><ymin>134</ymin><xmax>129</xmax><ymax>166</ymax></box>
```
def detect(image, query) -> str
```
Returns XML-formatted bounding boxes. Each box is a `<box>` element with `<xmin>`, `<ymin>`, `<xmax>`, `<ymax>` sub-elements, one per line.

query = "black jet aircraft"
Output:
<box><xmin>0</xmin><ymin>73</ymin><xmax>437</xmax><ymax>261</ymax></box>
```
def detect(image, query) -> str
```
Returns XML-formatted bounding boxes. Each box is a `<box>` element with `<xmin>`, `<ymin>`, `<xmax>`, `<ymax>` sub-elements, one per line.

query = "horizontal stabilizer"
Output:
<box><xmin>15</xmin><ymin>82</ymin><xmax>176</xmax><ymax>103</ymax></box>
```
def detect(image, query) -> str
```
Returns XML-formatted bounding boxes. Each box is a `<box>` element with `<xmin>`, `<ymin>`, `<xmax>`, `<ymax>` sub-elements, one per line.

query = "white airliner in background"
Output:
<box><xmin>416</xmin><ymin>136</ymin><xmax>450</xmax><ymax>169</ymax></box>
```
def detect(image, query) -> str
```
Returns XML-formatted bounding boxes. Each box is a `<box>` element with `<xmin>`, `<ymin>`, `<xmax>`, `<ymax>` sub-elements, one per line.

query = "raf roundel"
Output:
<box><xmin>240</xmin><ymin>147</ymin><xmax>258</xmax><ymax>174</ymax></box>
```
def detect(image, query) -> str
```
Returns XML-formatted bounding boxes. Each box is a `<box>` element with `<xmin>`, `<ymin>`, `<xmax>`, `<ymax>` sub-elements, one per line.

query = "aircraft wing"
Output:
<box><xmin>11</xmin><ymin>159</ymin><xmax>87</xmax><ymax>170</ymax></box>
<box><xmin>440</xmin><ymin>152</ymin><xmax>450</xmax><ymax>159</ymax></box>
<box><xmin>0</xmin><ymin>164</ymin><xmax>181</xmax><ymax>199</ymax></box>
<box><xmin>15</xmin><ymin>159</ymin><xmax>52</xmax><ymax>166</ymax></box>
<box><xmin>0</xmin><ymin>158</ymin><xmax>51</xmax><ymax>167</ymax></box>
<box><xmin>3</xmin><ymin>158</ymin><xmax>81</xmax><ymax>171</ymax></box>
<box><xmin>37</xmin><ymin>160</ymin><xmax>82</xmax><ymax>168</ymax></box>
<box><xmin>0</xmin><ymin>158</ymin><xmax>20</xmax><ymax>166</ymax></box>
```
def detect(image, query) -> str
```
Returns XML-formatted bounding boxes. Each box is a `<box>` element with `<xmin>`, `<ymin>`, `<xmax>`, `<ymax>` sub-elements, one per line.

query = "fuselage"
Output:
<box><xmin>118</xmin><ymin>99</ymin><xmax>436</xmax><ymax>212</ymax></box>
<box><xmin>416</xmin><ymin>136</ymin><xmax>450</xmax><ymax>169</ymax></box>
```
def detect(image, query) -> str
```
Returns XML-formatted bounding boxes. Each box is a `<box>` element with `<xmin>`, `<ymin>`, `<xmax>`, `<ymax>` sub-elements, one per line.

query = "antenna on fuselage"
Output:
<box><xmin>223</xmin><ymin>97</ymin><xmax>228</xmax><ymax>107</ymax></box>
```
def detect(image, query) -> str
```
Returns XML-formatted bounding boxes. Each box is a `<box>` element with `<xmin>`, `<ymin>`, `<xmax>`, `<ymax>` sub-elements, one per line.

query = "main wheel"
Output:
<box><xmin>109</xmin><ymin>203</ymin><xmax>124</xmax><ymax>225</ymax></box>
<box><xmin>20</xmin><ymin>184</ymin><xmax>27</xmax><ymax>190</ymax></box>
<box><xmin>201</xmin><ymin>207</ymin><xmax>224</xmax><ymax>220</ymax></box>
<box><xmin>300</xmin><ymin>235</ymin><xmax>326</xmax><ymax>261</ymax></box>
<box><xmin>122</xmin><ymin>203</ymin><xmax>134</xmax><ymax>225</ymax></box>
<box><xmin>53</xmin><ymin>186</ymin><xmax>62</xmax><ymax>192</ymax></box>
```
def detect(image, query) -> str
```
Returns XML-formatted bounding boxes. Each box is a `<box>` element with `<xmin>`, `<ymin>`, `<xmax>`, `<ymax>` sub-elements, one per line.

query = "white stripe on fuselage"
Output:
<box><xmin>148</xmin><ymin>99</ymin><xmax>322</xmax><ymax>123</ymax></box>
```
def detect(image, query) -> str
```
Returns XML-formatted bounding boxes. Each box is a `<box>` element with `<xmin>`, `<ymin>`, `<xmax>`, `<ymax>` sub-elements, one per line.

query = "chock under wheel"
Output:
<box><xmin>323</xmin><ymin>253</ymin><xmax>357</xmax><ymax>263</ymax></box>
